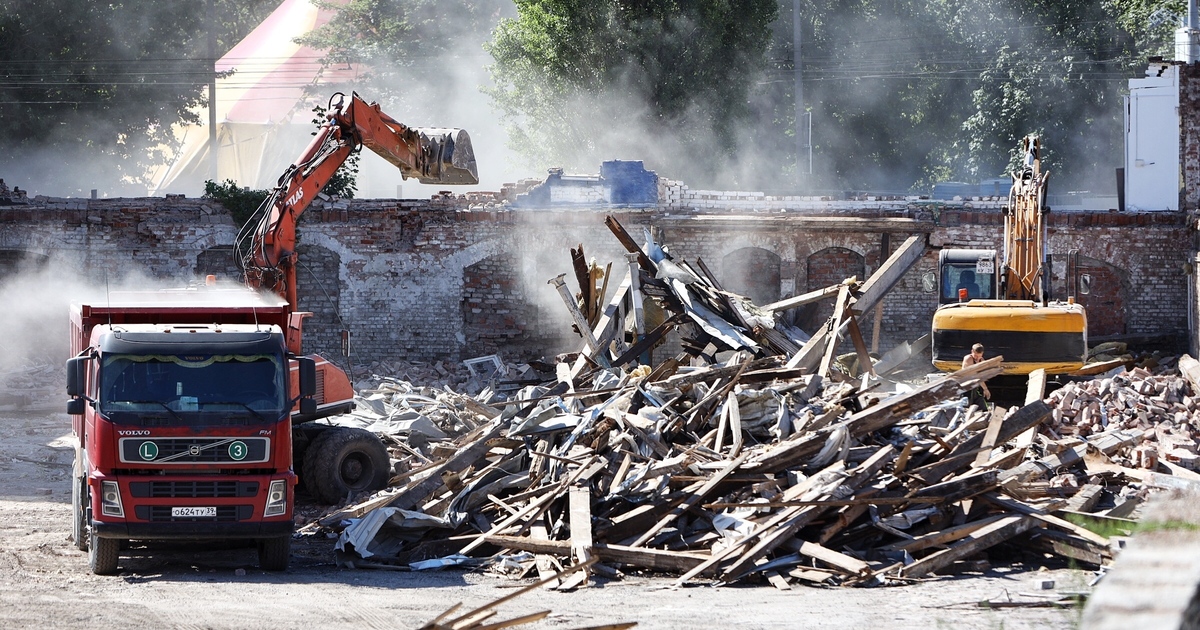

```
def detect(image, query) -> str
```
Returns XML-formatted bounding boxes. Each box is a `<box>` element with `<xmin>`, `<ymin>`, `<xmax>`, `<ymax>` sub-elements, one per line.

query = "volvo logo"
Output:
<box><xmin>189</xmin><ymin>445</ymin><xmax>201</xmax><ymax>456</ymax></box>
<box><xmin>118</xmin><ymin>430</ymin><xmax>151</xmax><ymax>436</ymax></box>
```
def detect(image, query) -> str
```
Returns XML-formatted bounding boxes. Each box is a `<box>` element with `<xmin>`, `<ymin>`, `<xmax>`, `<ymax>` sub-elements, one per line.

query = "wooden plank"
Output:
<box><xmin>569</xmin><ymin>274</ymin><xmax>632</xmax><ymax>379</ymax></box>
<box><xmin>549</xmin><ymin>273</ymin><xmax>601</xmax><ymax>354</ymax></box>
<box><xmin>1063</xmin><ymin>483</ymin><xmax>1104</xmax><ymax>513</ymax></box>
<box><xmin>483</xmin><ymin>535</ymin><xmax>708</xmax><ymax>573</ymax></box>
<box><xmin>871</xmin><ymin>233</ymin><xmax>891</xmax><ymax>354</ymax></box>
<box><xmin>570</xmin><ymin>244</ymin><xmax>592</xmax><ymax>321</ymax></box>
<box><xmin>604</xmin><ymin>215</ymin><xmax>654</xmax><ymax>271</ymax></box>
<box><xmin>907</xmin><ymin>399</ymin><xmax>1050</xmax><ymax>485</ymax></box>
<box><xmin>847</xmin><ymin>315</ymin><xmax>876</xmax><ymax>377</ymax></box>
<box><xmin>1068</xmin><ymin>357</ymin><xmax>1127</xmax><ymax>376</ymax></box>
<box><xmin>818</xmin><ymin>284</ymin><xmax>853</xmax><ymax>379</ymax></box>
<box><xmin>899</xmin><ymin>515</ymin><xmax>1039</xmax><ymax>579</ymax></box>
<box><xmin>981</xmin><ymin>493</ymin><xmax>1110</xmax><ymax>547</ymax></box>
<box><xmin>1013</xmin><ymin>368</ymin><xmax>1048</xmax><ymax>450</ymax></box>
<box><xmin>798</xmin><ymin>541</ymin><xmax>870</xmax><ymax>576</ymax></box>
<box><xmin>717</xmin><ymin>448</ymin><xmax>896</xmax><ymax>582</ymax></box>
<box><xmin>761</xmin><ymin>284</ymin><xmax>841</xmax><ymax>313</ymax></box>
<box><xmin>630</xmin><ymin>454</ymin><xmax>749</xmax><ymax>548</ymax></box>
<box><xmin>880</xmin><ymin>514</ymin><xmax>1007</xmax><ymax>553</ymax></box>
<box><xmin>910</xmin><ymin>469</ymin><xmax>998</xmax><ymax>503</ymax></box>
<box><xmin>728</xmin><ymin>391</ymin><xmax>744</xmax><ymax>457</ymax></box>
<box><xmin>973</xmin><ymin>406</ymin><xmax>1008</xmax><ymax>467</ymax></box>
<box><xmin>529</xmin><ymin>518</ymin><xmax>561</xmax><ymax>588</ymax></box>
<box><xmin>1025</xmin><ymin>528</ymin><xmax>1108</xmax><ymax>567</ymax></box>
<box><xmin>998</xmin><ymin>443</ymin><xmax>1087</xmax><ymax>486</ymax></box>
<box><xmin>789</xmin><ymin>233</ymin><xmax>926</xmax><ymax>370</ymax></box>
<box><xmin>870</xmin><ymin>333</ymin><xmax>931</xmax><ymax>377</ymax></box>
<box><xmin>459</xmin><ymin>456</ymin><xmax>597</xmax><ymax>555</ymax></box>
<box><xmin>385</xmin><ymin>420</ymin><xmax>506</xmax><ymax>511</ymax></box>
<box><xmin>610</xmin><ymin>313</ymin><xmax>683</xmax><ymax>367</ymax></box>
<box><xmin>569</xmin><ymin>483</ymin><xmax>594</xmax><ymax>585</ymax></box>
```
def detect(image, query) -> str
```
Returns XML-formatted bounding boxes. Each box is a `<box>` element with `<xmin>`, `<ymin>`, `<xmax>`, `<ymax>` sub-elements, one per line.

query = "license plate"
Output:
<box><xmin>172</xmin><ymin>506</ymin><xmax>216</xmax><ymax>517</ymax></box>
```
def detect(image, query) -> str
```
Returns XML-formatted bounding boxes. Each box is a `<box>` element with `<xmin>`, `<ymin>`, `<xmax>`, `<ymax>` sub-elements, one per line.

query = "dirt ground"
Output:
<box><xmin>0</xmin><ymin>406</ymin><xmax>1086</xmax><ymax>630</ymax></box>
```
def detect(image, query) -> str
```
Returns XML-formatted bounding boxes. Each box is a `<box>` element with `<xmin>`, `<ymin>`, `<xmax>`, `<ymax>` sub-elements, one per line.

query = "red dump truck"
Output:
<box><xmin>66</xmin><ymin>286</ymin><xmax>359</xmax><ymax>574</ymax></box>
<box><xmin>67</xmin><ymin>92</ymin><xmax>478</xmax><ymax>574</ymax></box>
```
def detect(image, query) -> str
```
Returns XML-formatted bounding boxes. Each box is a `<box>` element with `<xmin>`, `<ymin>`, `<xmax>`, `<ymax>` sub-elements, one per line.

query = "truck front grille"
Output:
<box><xmin>118</xmin><ymin>437</ymin><xmax>270</xmax><ymax>464</ymax></box>
<box><xmin>128</xmin><ymin>481</ymin><xmax>259</xmax><ymax>498</ymax></box>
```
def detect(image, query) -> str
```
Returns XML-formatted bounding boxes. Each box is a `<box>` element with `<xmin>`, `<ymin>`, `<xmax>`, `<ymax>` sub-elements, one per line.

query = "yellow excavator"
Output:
<box><xmin>930</xmin><ymin>135</ymin><xmax>1088</xmax><ymax>375</ymax></box>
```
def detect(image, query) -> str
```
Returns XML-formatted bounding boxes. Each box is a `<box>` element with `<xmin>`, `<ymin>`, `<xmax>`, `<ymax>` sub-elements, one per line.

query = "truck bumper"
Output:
<box><xmin>93</xmin><ymin>520</ymin><xmax>293</xmax><ymax>540</ymax></box>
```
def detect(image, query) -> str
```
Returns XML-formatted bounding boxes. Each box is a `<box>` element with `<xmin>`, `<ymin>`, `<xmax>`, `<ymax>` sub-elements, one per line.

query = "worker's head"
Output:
<box><xmin>971</xmin><ymin>343</ymin><xmax>984</xmax><ymax>357</ymax></box>
<box><xmin>961</xmin><ymin>270</ymin><xmax>975</xmax><ymax>282</ymax></box>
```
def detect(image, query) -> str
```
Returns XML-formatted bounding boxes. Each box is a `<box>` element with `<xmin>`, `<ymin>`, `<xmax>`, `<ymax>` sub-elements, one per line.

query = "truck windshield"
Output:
<box><xmin>99</xmin><ymin>353</ymin><xmax>286</xmax><ymax>421</ymax></box>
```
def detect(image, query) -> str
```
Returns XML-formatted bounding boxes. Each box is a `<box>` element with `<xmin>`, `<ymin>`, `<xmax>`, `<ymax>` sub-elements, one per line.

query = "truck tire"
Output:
<box><xmin>301</xmin><ymin>427</ymin><xmax>390</xmax><ymax>504</ymax></box>
<box><xmin>257</xmin><ymin>536</ymin><xmax>290</xmax><ymax>571</ymax></box>
<box><xmin>89</xmin><ymin>531</ymin><xmax>119</xmax><ymax>575</ymax></box>
<box><xmin>72</xmin><ymin>475</ymin><xmax>87</xmax><ymax>552</ymax></box>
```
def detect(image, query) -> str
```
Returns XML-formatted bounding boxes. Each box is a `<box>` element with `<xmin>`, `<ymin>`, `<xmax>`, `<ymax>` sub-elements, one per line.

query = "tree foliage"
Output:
<box><xmin>300</xmin><ymin>0</ymin><xmax>508</xmax><ymax>105</ymax></box>
<box><xmin>0</xmin><ymin>0</ymin><xmax>276</xmax><ymax>196</ymax></box>
<box><xmin>485</xmin><ymin>0</ymin><xmax>778</xmax><ymax>186</ymax></box>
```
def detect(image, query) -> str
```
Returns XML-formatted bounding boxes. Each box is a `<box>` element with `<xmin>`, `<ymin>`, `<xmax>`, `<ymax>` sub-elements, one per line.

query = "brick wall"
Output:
<box><xmin>1182</xmin><ymin>63</ymin><xmax>1200</xmax><ymax>212</ymax></box>
<box><xmin>0</xmin><ymin>195</ymin><xmax>1190</xmax><ymax>367</ymax></box>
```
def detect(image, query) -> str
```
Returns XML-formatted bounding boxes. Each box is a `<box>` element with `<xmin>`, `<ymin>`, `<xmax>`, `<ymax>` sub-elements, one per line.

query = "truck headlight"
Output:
<box><xmin>100</xmin><ymin>481</ymin><xmax>124</xmax><ymax>517</ymax></box>
<box><xmin>264</xmin><ymin>479</ymin><xmax>288</xmax><ymax>517</ymax></box>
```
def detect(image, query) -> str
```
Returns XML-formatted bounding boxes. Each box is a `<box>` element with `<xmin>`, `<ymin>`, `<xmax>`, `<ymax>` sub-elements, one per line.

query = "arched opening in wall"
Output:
<box><xmin>803</xmin><ymin>247</ymin><xmax>864</xmax><ymax>332</ymax></box>
<box><xmin>722</xmin><ymin>247</ymin><xmax>781</xmax><ymax>307</ymax></box>
<box><xmin>0</xmin><ymin>250</ymin><xmax>49</xmax><ymax>283</ymax></box>
<box><xmin>1074</xmin><ymin>256</ymin><xmax>1128</xmax><ymax>338</ymax></box>
<box><xmin>461</xmin><ymin>252</ymin><xmax>538</xmax><ymax>360</ymax></box>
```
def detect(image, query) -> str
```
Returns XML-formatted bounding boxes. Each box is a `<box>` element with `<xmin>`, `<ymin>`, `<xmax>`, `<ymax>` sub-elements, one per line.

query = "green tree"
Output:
<box><xmin>485</xmin><ymin>0</ymin><xmax>778</xmax><ymax>186</ymax></box>
<box><xmin>0</xmin><ymin>0</ymin><xmax>276</xmax><ymax>196</ymax></box>
<box><xmin>785</xmin><ymin>0</ymin><xmax>1142</xmax><ymax>193</ymax></box>
<box><xmin>300</xmin><ymin>0</ymin><xmax>509</xmax><ymax>106</ymax></box>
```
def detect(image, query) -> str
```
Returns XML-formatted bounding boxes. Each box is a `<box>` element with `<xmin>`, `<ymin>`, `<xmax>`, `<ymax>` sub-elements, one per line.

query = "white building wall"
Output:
<box><xmin>1125</xmin><ymin>64</ymin><xmax>1180</xmax><ymax>211</ymax></box>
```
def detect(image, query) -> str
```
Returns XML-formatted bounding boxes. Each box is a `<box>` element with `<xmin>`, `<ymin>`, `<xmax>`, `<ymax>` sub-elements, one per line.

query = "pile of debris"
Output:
<box><xmin>305</xmin><ymin>217</ymin><xmax>1200</xmax><ymax>589</ymax></box>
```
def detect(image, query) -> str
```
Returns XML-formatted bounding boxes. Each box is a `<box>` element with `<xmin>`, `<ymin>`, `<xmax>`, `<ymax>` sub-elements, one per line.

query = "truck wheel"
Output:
<box><xmin>302</xmin><ymin>427</ymin><xmax>390</xmax><ymax>504</ymax></box>
<box><xmin>257</xmin><ymin>536</ymin><xmax>290</xmax><ymax>571</ymax></box>
<box><xmin>88</xmin><ymin>531</ymin><xmax>119</xmax><ymax>575</ymax></box>
<box><xmin>72</xmin><ymin>475</ymin><xmax>87</xmax><ymax>552</ymax></box>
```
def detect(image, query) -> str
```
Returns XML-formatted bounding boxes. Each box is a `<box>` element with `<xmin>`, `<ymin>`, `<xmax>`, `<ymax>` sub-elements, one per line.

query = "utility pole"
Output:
<box><xmin>793</xmin><ymin>0</ymin><xmax>810</xmax><ymax>182</ymax></box>
<box><xmin>208</xmin><ymin>0</ymin><xmax>218</xmax><ymax>182</ymax></box>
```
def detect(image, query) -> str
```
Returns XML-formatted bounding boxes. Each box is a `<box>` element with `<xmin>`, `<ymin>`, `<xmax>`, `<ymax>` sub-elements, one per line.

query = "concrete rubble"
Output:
<box><xmin>298</xmin><ymin>216</ymin><xmax>1200</xmax><ymax>593</ymax></box>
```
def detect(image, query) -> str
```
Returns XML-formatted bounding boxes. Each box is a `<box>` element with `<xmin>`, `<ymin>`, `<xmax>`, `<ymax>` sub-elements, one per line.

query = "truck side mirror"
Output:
<box><xmin>1079</xmin><ymin>273</ymin><xmax>1091</xmax><ymax>295</ymax></box>
<box><xmin>66</xmin><ymin>356</ymin><xmax>87</xmax><ymax>397</ymax></box>
<box><xmin>299</xmin><ymin>397</ymin><xmax>317</xmax><ymax>415</ymax></box>
<box><xmin>296</xmin><ymin>356</ymin><xmax>317</xmax><ymax>397</ymax></box>
<box><xmin>67</xmin><ymin>398</ymin><xmax>85</xmax><ymax>415</ymax></box>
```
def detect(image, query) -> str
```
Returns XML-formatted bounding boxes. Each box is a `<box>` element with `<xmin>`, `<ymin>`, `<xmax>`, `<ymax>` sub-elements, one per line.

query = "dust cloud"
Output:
<box><xmin>0</xmin><ymin>257</ymin><xmax>241</xmax><ymax>369</ymax></box>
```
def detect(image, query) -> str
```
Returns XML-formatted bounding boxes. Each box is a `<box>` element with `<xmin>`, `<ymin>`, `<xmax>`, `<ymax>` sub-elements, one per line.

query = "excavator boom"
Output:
<box><xmin>237</xmin><ymin>92</ymin><xmax>477</xmax><ymax>310</ymax></box>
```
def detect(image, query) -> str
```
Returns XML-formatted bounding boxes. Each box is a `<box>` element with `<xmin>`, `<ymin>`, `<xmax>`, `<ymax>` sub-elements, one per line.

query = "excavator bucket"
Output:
<box><xmin>409</xmin><ymin>127</ymin><xmax>478</xmax><ymax>185</ymax></box>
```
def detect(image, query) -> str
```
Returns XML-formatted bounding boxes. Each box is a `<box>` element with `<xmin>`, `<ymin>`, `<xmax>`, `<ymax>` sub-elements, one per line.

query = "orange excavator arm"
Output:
<box><xmin>237</xmin><ymin>92</ymin><xmax>478</xmax><ymax>310</ymax></box>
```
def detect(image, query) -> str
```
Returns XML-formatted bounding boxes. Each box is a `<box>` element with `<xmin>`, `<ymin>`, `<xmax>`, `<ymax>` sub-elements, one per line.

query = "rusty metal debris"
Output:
<box><xmin>302</xmin><ymin>216</ymin><xmax>1200</xmax><ymax>590</ymax></box>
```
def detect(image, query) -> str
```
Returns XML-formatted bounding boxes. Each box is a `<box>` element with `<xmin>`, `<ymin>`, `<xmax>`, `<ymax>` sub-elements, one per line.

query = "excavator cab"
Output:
<box><xmin>938</xmin><ymin>249</ymin><xmax>997</xmax><ymax>304</ymax></box>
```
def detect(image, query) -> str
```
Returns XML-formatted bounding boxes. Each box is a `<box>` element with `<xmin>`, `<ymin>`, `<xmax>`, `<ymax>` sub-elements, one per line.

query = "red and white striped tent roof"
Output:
<box><xmin>151</xmin><ymin>0</ymin><xmax>356</xmax><ymax>194</ymax></box>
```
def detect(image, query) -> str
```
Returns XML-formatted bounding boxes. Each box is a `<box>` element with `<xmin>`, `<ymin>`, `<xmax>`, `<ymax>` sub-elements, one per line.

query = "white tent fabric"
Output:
<box><xmin>150</xmin><ymin>0</ymin><xmax>356</xmax><ymax>195</ymax></box>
